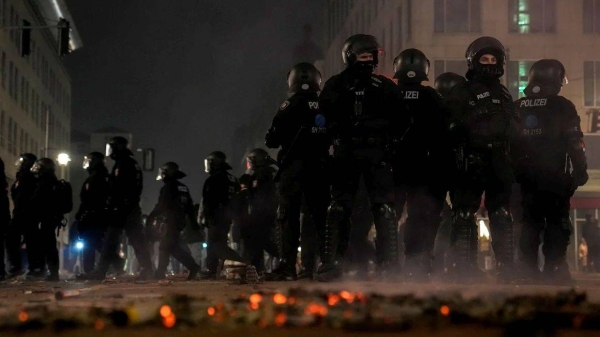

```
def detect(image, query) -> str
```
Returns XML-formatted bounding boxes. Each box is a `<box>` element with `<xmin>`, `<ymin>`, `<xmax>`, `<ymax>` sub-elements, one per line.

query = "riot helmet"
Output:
<box><xmin>83</xmin><ymin>152</ymin><xmax>105</xmax><ymax>171</ymax></box>
<box><xmin>204</xmin><ymin>151</ymin><xmax>232</xmax><ymax>174</ymax></box>
<box><xmin>156</xmin><ymin>161</ymin><xmax>186</xmax><ymax>181</ymax></box>
<box><xmin>31</xmin><ymin>158</ymin><xmax>56</xmax><ymax>177</ymax></box>
<box><xmin>15</xmin><ymin>153</ymin><xmax>37</xmax><ymax>172</ymax></box>
<box><xmin>393</xmin><ymin>48</ymin><xmax>430</xmax><ymax>83</ymax></box>
<box><xmin>465</xmin><ymin>36</ymin><xmax>506</xmax><ymax>79</ymax></box>
<box><xmin>246</xmin><ymin>148</ymin><xmax>272</xmax><ymax>170</ymax></box>
<box><xmin>525</xmin><ymin>59</ymin><xmax>567</xmax><ymax>96</ymax></box>
<box><xmin>342</xmin><ymin>34</ymin><xmax>383</xmax><ymax>76</ymax></box>
<box><xmin>105</xmin><ymin>136</ymin><xmax>130</xmax><ymax>160</ymax></box>
<box><xmin>434</xmin><ymin>72</ymin><xmax>467</xmax><ymax>98</ymax></box>
<box><xmin>287</xmin><ymin>62</ymin><xmax>322</xmax><ymax>94</ymax></box>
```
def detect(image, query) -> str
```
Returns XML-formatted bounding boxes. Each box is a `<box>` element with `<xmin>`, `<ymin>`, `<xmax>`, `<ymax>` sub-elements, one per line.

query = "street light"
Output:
<box><xmin>57</xmin><ymin>153</ymin><xmax>71</xmax><ymax>167</ymax></box>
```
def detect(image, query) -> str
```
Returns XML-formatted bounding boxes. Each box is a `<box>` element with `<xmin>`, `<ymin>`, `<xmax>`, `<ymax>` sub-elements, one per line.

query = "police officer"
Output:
<box><xmin>317</xmin><ymin>34</ymin><xmax>403</xmax><ymax>281</ymax></box>
<box><xmin>7</xmin><ymin>153</ymin><xmax>39</xmax><ymax>276</ymax></box>
<box><xmin>265</xmin><ymin>62</ymin><xmax>330</xmax><ymax>280</ymax></box>
<box><xmin>243</xmin><ymin>149</ymin><xmax>281</xmax><ymax>276</ymax></box>
<box><xmin>513</xmin><ymin>59</ymin><xmax>588</xmax><ymax>284</ymax></box>
<box><xmin>201</xmin><ymin>151</ymin><xmax>246</xmax><ymax>279</ymax></box>
<box><xmin>148</xmin><ymin>162</ymin><xmax>200</xmax><ymax>280</ymax></box>
<box><xmin>75</xmin><ymin>152</ymin><xmax>110</xmax><ymax>273</ymax></box>
<box><xmin>432</xmin><ymin>73</ymin><xmax>466</xmax><ymax>276</ymax></box>
<box><xmin>29</xmin><ymin>158</ymin><xmax>65</xmax><ymax>281</ymax></box>
<box><xmin>0</xmin><ymin>158</ymin><xmax>9</xmax><ymax>280</ymax></box>
<box><xmin>79</xmin><ymin>137</ymin><xmax>153</xmax><ymax>280</ymax></box>
<box><xmin>391</xmin><ymin>48</ymin><xmax>451</xmax><ymax>280</ymax></box>
<box><xmin>445</xmin><ymin>37</ymin><xmax>519</xmax><ymax>282</ymax></box>
<box><xmin>434</xmin><ymin>72</ymin><xmax>467</xmax><ymax>99</ymax></box>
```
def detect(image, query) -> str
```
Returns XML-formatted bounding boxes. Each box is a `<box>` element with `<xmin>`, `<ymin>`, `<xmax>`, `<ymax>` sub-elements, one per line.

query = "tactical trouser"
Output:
<box><xmin>156</xmin><ymin>223</ymin><xmax>198</xmax><ymax>277</ymax></box>
<box><xmin>432</xmin><ymin>202</ymin><xmax>453</xmax><ymax>274</ymax></box>
<box><xmin>322</xmin><ymin>152</ymin><xmax>397</xmax><ymax>275</ymax></box>
<box><xmin>78</xmin><ymin>216</ymin><xmax>106</xmax><ymax>274</ymax></box>
<box><xmin>7</xmin><ymin>216</ymin><xmax>43</xmax><ymax>273</ymax></box>
<box><xmin>451</xmin><ymin>149</ymin><xmax>514</xmax><ymax>278</ymax></box>
<box><xmin>278</xmin><ymin>160</ymin><xmax>329</xmax><ymax>275</ymax></box>
<box><xmin>402</xmin><ymin>185</ymin><xmax>445</xmax><ymax>276</ymax></box>
<box><xmin>96</xmin><ymin>206</ymin><xmax>152</xmax><ymax>276</ymax></box>
<box><xmin>206</xmin><ymin>213</ymin><xmax>245</xmax><ymax>274</ymax></box>
<box><xmin>300</xmin><ymin>210</ymin><xmax>318</xmax><ymax>272</ymax></box>
<box><xmin>40</xmin><ymin>220</ymin><xmax>60</xmax><ymax>276</ymax></box>
<box><xmin>346</xmin><ymin>180</ymin><xmax>375</xmax><ymax>274</ymax></box>
<box><xmin>519</xmin><ymin>184</ymin><xmax>571</xmax><ymax>275</ymax></box>
<box><xmin>244</xmin><ymin>220</ymin><xmax>279</xmax><ymax>273</ymax></box>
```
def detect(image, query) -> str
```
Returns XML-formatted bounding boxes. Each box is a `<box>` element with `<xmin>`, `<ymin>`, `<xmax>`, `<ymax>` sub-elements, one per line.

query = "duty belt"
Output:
<box><xmin>469</xmin><ymin>140</ymin><xmax>508</xmax><ymax>149</ymax></box>
<box><xmin>334</xmin><ymin>137</ymin><xmax>384</xmax><ymax>146</ymax></box>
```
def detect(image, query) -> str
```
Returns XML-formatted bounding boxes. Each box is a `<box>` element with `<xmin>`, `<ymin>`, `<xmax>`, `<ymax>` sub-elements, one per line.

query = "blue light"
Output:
<box><xmin>202</xmin><ymin>243</ymin><xmax>208</xmax><ymax>248</ymax></box>
<box><xmin>75</xmin><ymin>241</ymin><xmax>84</xmax><ymax>250</ymax></box>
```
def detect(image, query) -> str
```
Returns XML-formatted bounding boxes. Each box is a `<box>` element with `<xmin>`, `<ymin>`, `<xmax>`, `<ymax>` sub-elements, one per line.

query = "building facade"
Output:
<box><xmin>0</xmin><ymin>0</ymin><xmax>82</xmax><ymax>185</ymax></box>
<box><xmin>321</xmin><ymin>0</ymin><xmax>600</xmax><ymax>270</ymax></box>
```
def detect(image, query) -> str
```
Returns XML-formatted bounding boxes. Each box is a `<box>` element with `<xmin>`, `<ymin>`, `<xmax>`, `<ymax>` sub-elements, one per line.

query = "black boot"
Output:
<box><xmin>489</xmin><ymin>208</ymin><xmax>515</xmax><ymax>283</ymax></box>
<box><xmin>316</xmin><ymin>203</ymin><xmax>344</xmax><ymax>282</ymax></box>
<box><xmin>451</xmin><ymin>209</ymin><xmax>485</xmax><ymax>283</ymax></box>
<box><xmin>373</xmin><ymin>204</ymin><xmax>400</xmax><ymax>280</ymax></box>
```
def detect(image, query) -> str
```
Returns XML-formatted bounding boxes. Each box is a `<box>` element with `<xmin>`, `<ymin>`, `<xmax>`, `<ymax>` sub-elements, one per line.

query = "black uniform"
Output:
<box><xmin>28</xmin><ymin>170</ymin><xmax>62</xmax><ymax>279</ymax></box>
<box><xmin>149</xmin><ymin>179</ymin><xmax>199</xmax><ymax>278</ymax></box>
<box><xmin>75</xmin><ymin>165</ymin><xmax>110</xmax><ymax>273</ymax></box>
<box><xmin>8</xmin><ymin>168</ymin><xmax>39</xmax><ymax>274</ymax></box>
<box><xmin>94</xmin><ymin>153</ymin><xmax>153</xmax><ymax>278</ymax></box>
<box><xmin>513</xmin><ymin>67</ymin><xmax>587</xmax><ymax>283</ymax></box>
<box><xmin>266</xmin><ymin>92</ymin><xmax>330</xmax><ymax>279</ymax></box>
<box><xmin>319</xmin><ymin>68</ymin><xmax>401</xmax><ymax>279</ymax></box>
<box><xmin>201</xmin><ymin>169</ymin><xmax>245</xmax><ymax>275</ymax></box>
<box><xmin>393</xmin><ymin>82</ymin><xmax>450</xmax><ymax>277</ymax></box>
<box><xmin>446</xmin><ymin>37</ymin><xmax>519</xmax><ymax>281</ymax></box>
<box><xmin>0</xmin><ymin>158</ymin><xmax>10</xmax><ymax>278</ymax></box>
<box><xmin>244</xmin><ymin>164</ymin><xmax>280</xmax><ymax>273</ymax></box>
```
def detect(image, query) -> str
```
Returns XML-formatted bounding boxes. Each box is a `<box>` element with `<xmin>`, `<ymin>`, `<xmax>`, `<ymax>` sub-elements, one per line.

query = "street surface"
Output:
<box><xmin>1</xmin><ymin>273</ymin><xmax>600</xmax><ymax>336</ymax></box>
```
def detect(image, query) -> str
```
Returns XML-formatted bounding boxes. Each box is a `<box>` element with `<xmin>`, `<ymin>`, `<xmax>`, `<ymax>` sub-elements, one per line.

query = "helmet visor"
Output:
<box><xmin>105</xmin><ymin>143</ymin><xmax>113</xmax><ymax>158</ymax></box>
<box><xmin>15</xmin><ymin>158</ymin><xmax>23</xmax><ymax>167</ymax></box>
<box><xmin>83</xmin><ymin>156</ymin><xmax>91</xmax><ymax>170</ymax></box>
<box><xmin>156</xmin><ymin>168</ymin><xmax>164</xmax><ymax>181</ymax></box>
<box><xmin>204</xmin><ymin>159</ymin><xmax>210</xmax><ymax>173</ymax></box>
<box><xmin>31</xmin><ymin>162</ymin><xmax>41</xmax><ymax>173</ymax></box>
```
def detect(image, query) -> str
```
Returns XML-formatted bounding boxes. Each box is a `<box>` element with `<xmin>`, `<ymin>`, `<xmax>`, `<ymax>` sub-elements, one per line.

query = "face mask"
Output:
<box><xmin>475</xmin><ymin>64</ymin><xmax>504</xmax><ymax>79</ymax></box>
<box><xmin>351</xmin><ymin>60</ymin><xmax>376</xmax><ymax>77</ymax></box>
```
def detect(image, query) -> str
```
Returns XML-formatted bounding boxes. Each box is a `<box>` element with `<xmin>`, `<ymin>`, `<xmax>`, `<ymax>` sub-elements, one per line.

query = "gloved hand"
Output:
<box><xmin>573</xmin><ymin>170</ymin><xmax>589</xmax><ymax>187</ymax></box>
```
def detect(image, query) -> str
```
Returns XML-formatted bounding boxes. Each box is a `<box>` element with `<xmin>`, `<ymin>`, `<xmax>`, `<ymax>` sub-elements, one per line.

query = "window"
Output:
<box><xmin>407</xmin><ymin>0</ymin><xmax>412</xmax><ymax>41</ymax></box>
<box><xmin>584</xmin><ymin>0</ymin><xmax>600</xmax><ymax>33</ymax></box>
<box><xmin>20</xmin><ymin>76</ymin><xmax>24</xmax><ymax>110</ymax></box>
<box><xmin>24</xmin><ymin>133</ymin><xmax>28</xmax><ymax>156</ymax></box>
<box><xmin>1</xmin><ymin>51</ymin><xmax>5</xmax><ymax>89</ymax></box>
<box><xmin>9</xmin><ymin>6</ymin><xmax>14</xmax><ymax>42</ymax></box>
<box><xmin>434</xmin><ymin>60</ymin><xmax>469</xmax><ymax>81</ymax></box>
<box><xmin>434</xmin><ymin>0</ymin><xmax>481</xmax><ymax>33</ymax></box>
<box><xmin>0</xmin><ymin>110</ymin><xmax>4</xmax><ymax>148</ymax></box>
<box><xmin>8</xmin><ymin>61</ymin><xmax>12</xmax><ymax>97</ymax></box>
<box><xmin>19</xmin><ymin>128</ymin><xmax>23</xmax><ymax>154</ymax></box>
<box><xmin>584</xmin><ymin>61</ymin><xmax>600</xmax><ymax>107</ymax></box>
<box><xmin>507</xmin><ymin>60</ymin><xmax>536</xmax><ymax>99</ymax></box>
<box><xmin>14</xmin><ymin>13</ymin><xmax>19</xmax><ymax>49</ymax></box>
<box><xmin>0</xmin><ymin>0</ymin><xmax>4</xmax><ymax>26</ymax></box>
<box><xmin>396</xmin><ymin>6</ymin><xmax>404</xmax><ymax>53</ymax></box>
<box><xmin>7</xmin><ymin>117</ymin><xmax>13</xmax><ymax>154</ymax></box>
<box><xmin>14</xmin><ymin>67</ymin><xmax>18</xmax><ymax>101</ymax></box>
<box><xmin>509</xmin><ymin>0</ymin><xmax>556</xmax><ymax>33</ymax></box>
<box><xmin>24</xmin><ymin>81</ymin><xmax>29</xmax><ymax>113</ymax></box>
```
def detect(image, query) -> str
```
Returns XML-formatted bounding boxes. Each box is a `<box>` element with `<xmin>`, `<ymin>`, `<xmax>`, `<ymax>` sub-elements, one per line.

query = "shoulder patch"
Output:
<box><xmin>178</xmin><ymin>186</ymin><xmax>189</xmax><ymax>193</ymax></box>
<box><xmin>280</xmin><ymin>100</ymin><xmax>290</xmax><ymax>110</ymax></box>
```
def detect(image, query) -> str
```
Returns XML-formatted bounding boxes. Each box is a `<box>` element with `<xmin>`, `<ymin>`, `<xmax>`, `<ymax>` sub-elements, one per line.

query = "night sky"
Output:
<box><xmin>64</xmin><ymin>0</ymin><xmax>322</xmax><ymax>208</ymax></box>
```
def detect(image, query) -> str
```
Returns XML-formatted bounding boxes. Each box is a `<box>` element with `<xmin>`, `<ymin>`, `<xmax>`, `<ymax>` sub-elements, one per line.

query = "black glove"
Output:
<box><xmin>573</xmin><ymin>170</ymin><xmax>589</xmax><ymax>187</ymax></box>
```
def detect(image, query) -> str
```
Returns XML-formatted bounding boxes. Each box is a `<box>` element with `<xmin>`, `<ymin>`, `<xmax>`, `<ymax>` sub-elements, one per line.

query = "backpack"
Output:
<box><xmin>55</xmin><ymin>179</ymin><xmax>73</xmax><ymax>215</ymax></box>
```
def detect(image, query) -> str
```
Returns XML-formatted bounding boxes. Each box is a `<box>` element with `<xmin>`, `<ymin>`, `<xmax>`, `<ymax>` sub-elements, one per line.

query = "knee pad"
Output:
<box><xmin>373</xmin><ymin>203</ymin><xmax>396</xmax><ymax>220</ymax></box>
<box><xmin>328</xmin><ymin>201</ymin><xmax>348</xmax><ymax>222</ymax></box>
<box><xmin>276</xmin><ymin>204</ymin><xmax>287</xmax><ymax>222</ymax></box>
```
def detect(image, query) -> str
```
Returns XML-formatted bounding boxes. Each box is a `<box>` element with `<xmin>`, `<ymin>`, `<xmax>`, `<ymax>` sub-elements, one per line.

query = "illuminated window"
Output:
<box><xmin>507</xmin><ymin>60</ymin><xmax>536</xmax><ymax>99</ymax></box>
<box><xmin>509</xmin><ymin>0</ymin><xmax>556</xmax><ymax>33</ymax></box>
<box><xmin>584</xmin><ymin>61</ymin><xmax>600</xmax><ymax>107</ymax></box>
<box><xmin>583</xmin><ymin>0</ymin><xmax>600</xmax><ymax>33</ymax></box>
<box><xmin>434</xmin><ymin>60</ymin><xmax>468</xmax><ymax>80</ymax></box>
<box><xmin>434</xmin><ymin>0</ymin><xmax>481</xmax><ymax>33</ymax></box>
